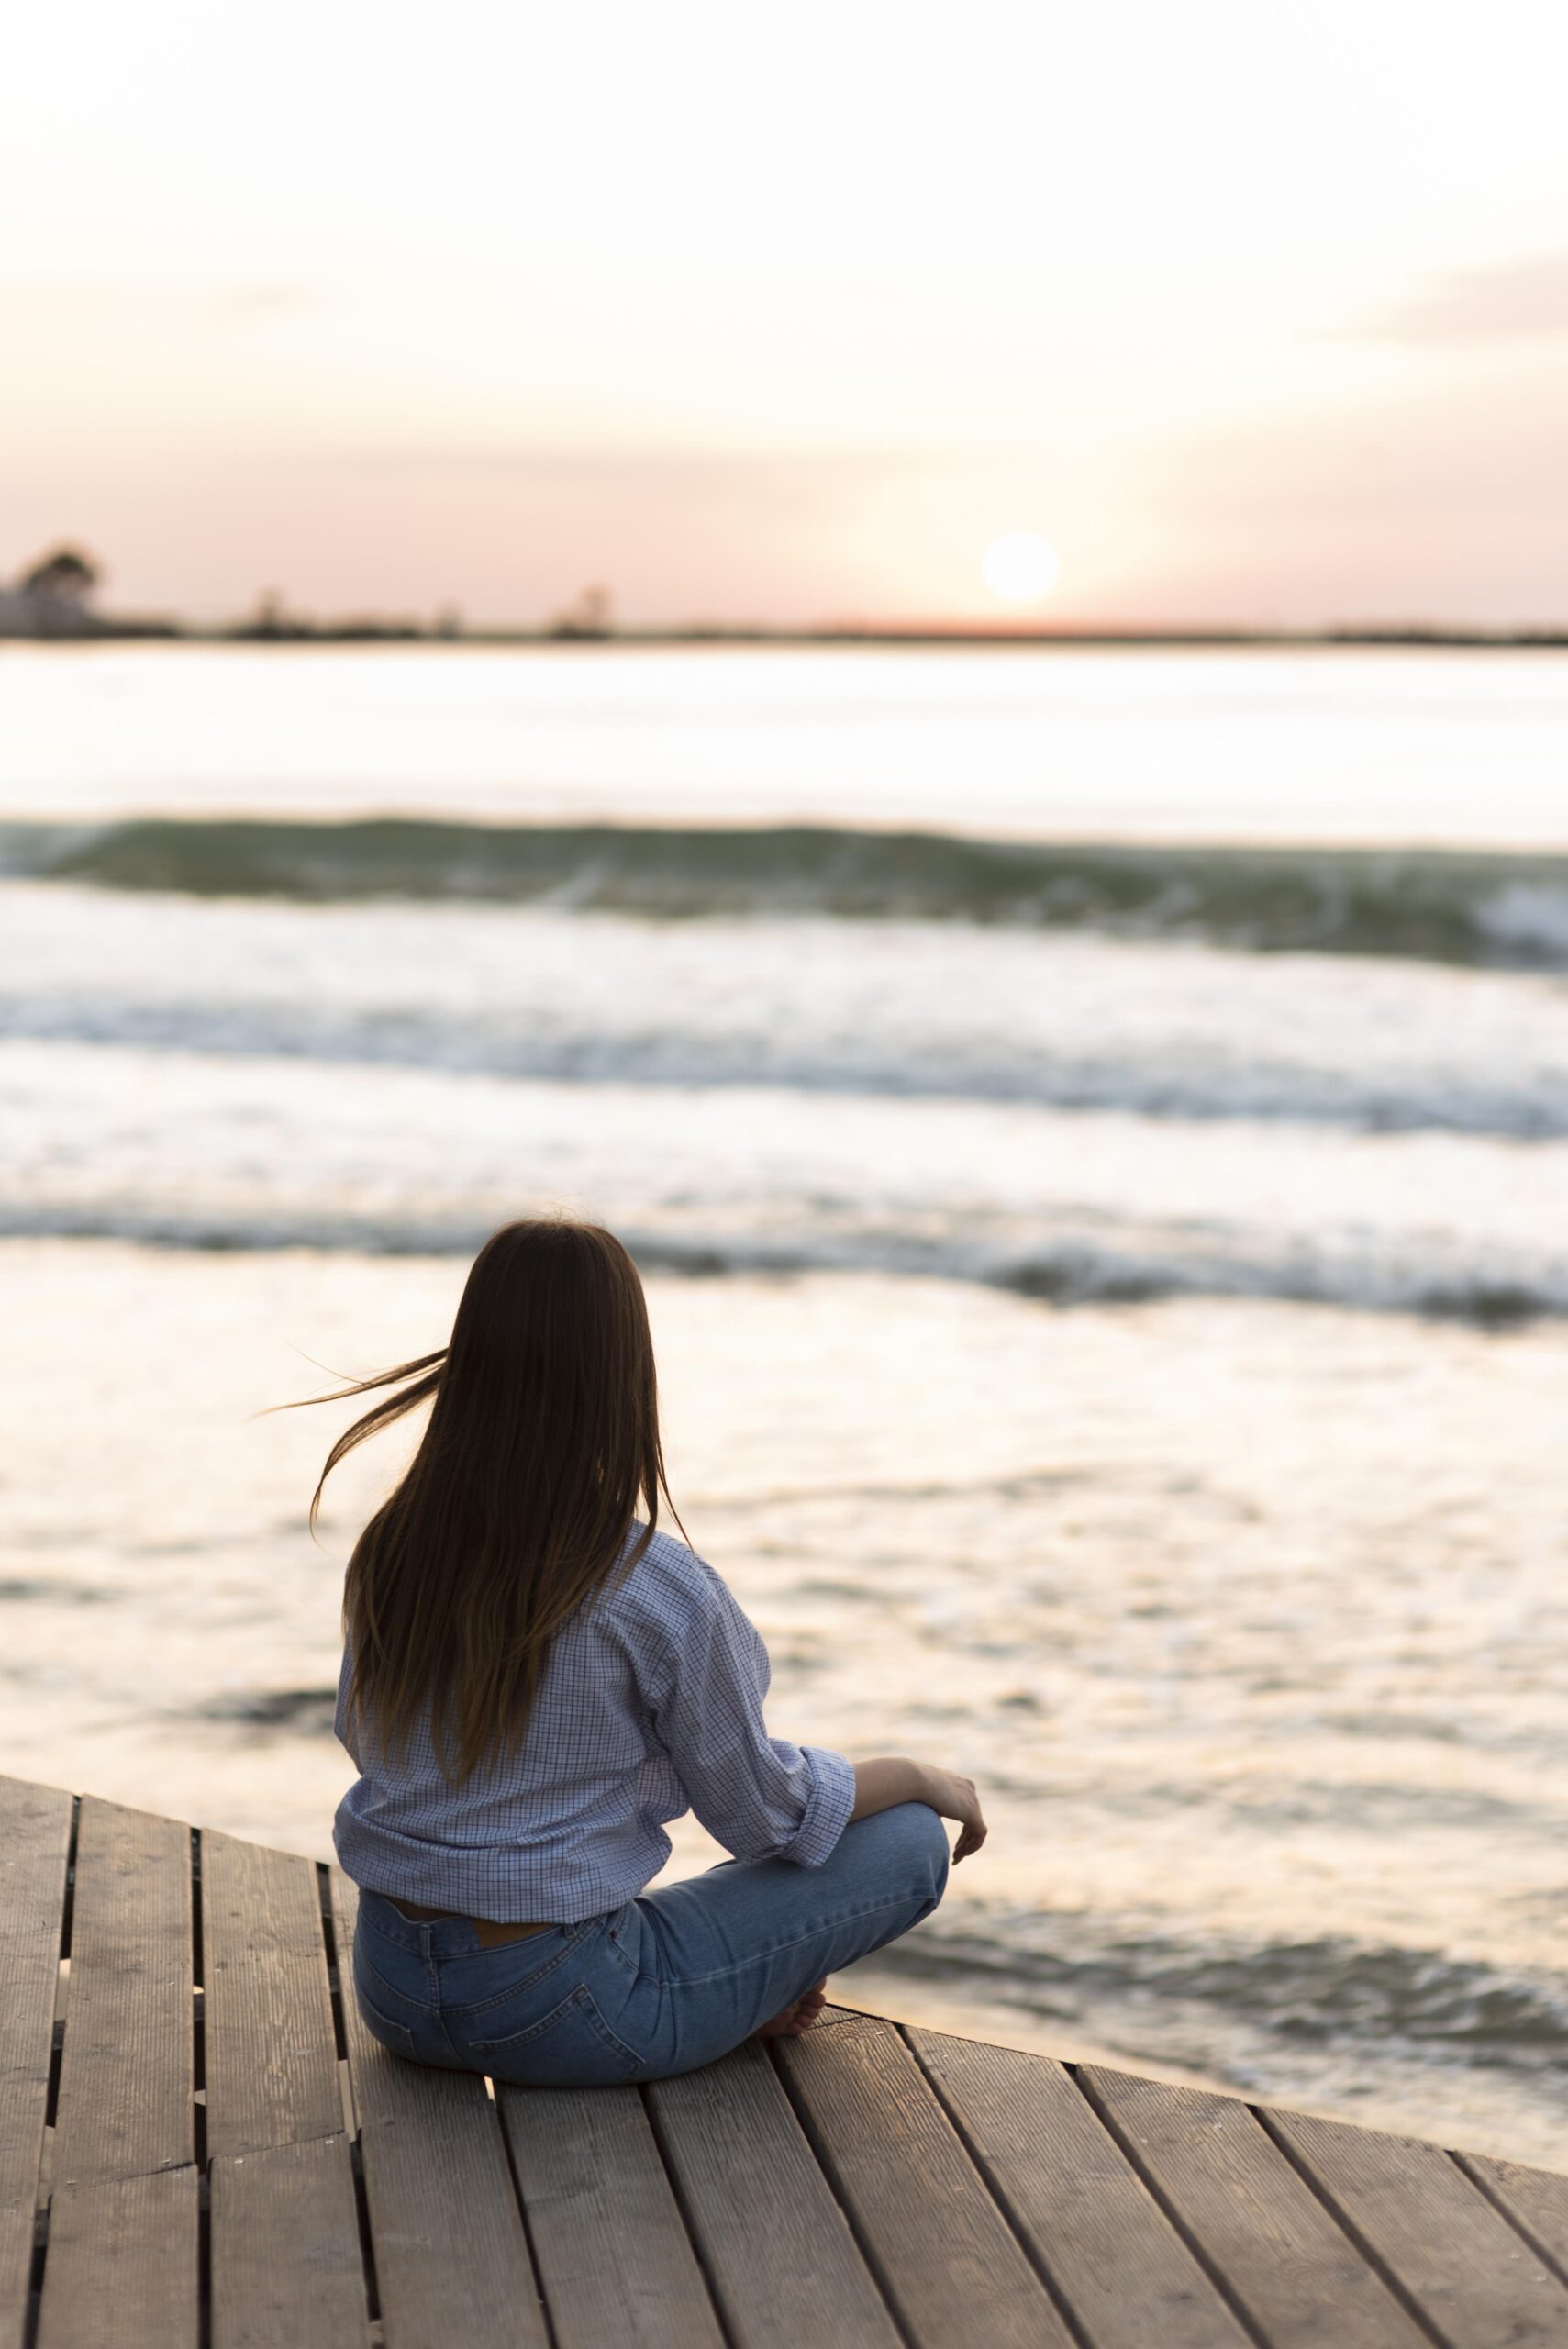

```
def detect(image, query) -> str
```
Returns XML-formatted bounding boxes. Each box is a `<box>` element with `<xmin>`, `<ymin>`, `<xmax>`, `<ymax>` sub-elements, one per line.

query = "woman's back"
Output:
<box><xmin>334</xmin><ymin>1521</ymin><xmax>854</xmax><ymax>1924</ymax></box>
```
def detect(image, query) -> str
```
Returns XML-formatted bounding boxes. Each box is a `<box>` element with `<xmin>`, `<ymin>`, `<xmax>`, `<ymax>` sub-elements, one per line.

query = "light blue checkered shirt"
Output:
<box><xmin>332</xmin><ymin>1524</ymin><xmax>856</xmax><ymax>1923</ymax></box>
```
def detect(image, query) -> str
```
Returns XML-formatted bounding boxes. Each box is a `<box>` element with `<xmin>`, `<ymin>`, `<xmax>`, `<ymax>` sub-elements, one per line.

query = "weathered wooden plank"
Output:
<box><xmin>778</xmin><ymin>2013</ymin><xmax>1073</xmax><ymax>2349</ymax></box>
<box><xmin>50</xmin><ymin>1798</ymin><xmax>192</xmax><ymax>2190</ymax></box>
<box><xmin>36</xmin><ymin>2164</ymin><xmax>197</xmax><ymax>2349</ymax></box>
<box><xmin>211</xmin><ymin>2133</ymin><xmax>371</xmax><ymax>2349</ymax></box>
<box><xmin>1267</xmin><ymin>2107</ymin><xmax>1568</xmax><ymax>2349</ymax></box>
<box><xmin>0</xmin><ymin>2205</ymin><xmax>36</xmax><ymax>2349</ymax></box>
<box><xmin>1462</xmin><ymin>2150</ymin><xmax>1568</xmax><ymax>2281</ymax></box>
<box><xmin>0</xmin><ymin>1775</ymin><xmax>73</xmax><ymax>2349</ymax></box>
<box><xmin>0</xmin><ymin>1775</ymin><xmax>72</xmax><ymax>2198</ymax></box>
<box><xmin>1083</xmin><ymin>2064</ymin><xmax>1427</xmax><ymax>2349</ymax></box>
<box><xmin>203</xmin><ymin>1830</ymin><xmax>340</xmax><ymax>2159</ymax></box>
<box><xmin>910</xmin><ymin>2027</ymin><xmax>1251</xmax><ymax>2349</ymax></box>
<box><xmin>328</xmin><ymin>1870</ymin><xmax>544</xmax><ymax>2349</ymax></box>
<box><xmin>648</xmin><ymin>2037</ymin><xmax>901</xmax><ymax>2349</ymax></box>
<box><xmin>499</xmin><ymin>2082</ymin><xmax>724</xmax><ymax>2349</ymax></box>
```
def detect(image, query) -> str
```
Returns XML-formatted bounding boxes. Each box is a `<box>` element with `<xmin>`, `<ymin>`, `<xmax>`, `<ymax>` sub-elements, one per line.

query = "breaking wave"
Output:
<box><xmin>3</xmin><ymin>1205</ymin><xmax>1562</xmax><ymax>1325</ymax></box>
<box><xmin>6</xmin><ymin>817</ymin><xmax>1568</xmax><ymax>966</ymax></box>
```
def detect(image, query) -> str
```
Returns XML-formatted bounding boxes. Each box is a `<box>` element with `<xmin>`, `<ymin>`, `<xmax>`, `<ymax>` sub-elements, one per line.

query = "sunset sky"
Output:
<box><xmin>5</xmin><ymin>0</ymin><xmax>1567</xmax><ymax>628</ymax></box>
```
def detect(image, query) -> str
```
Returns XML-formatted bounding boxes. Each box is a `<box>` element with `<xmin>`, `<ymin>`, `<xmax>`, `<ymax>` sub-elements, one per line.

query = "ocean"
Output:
<box><xmin>3</xmin><ymin>641</ymin><xmax>1566</xmax><ymax>2162</ymax></box>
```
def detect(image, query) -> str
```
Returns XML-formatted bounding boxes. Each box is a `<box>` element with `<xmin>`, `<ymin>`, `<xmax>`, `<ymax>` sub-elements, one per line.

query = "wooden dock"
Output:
<box><xmin>5</xmin><ymin>1775</ymin><xmax>1568</xmax><ymax>2349</ymax></box>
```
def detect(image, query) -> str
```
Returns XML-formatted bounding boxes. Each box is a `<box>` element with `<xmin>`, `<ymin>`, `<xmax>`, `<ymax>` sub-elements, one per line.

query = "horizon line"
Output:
<box><xmin>6</xmin><ymin>617</ymin><xmax>1568</xmax><ymax>651</ymax></box>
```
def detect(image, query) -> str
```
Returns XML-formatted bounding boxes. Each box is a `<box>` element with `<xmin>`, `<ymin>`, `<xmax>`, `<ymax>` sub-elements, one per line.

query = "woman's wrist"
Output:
<box><xmin>848</xmin><ymin>1754</ymin><xmax>929</xmax><ymax>1821</ymax></box>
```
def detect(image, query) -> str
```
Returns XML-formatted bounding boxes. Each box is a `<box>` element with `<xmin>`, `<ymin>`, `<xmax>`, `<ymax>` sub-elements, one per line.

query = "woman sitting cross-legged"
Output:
<box><xmin>285</xmin><ymin>1218</ymin><xmax>986</xmax><ymax>2087</ymax></box>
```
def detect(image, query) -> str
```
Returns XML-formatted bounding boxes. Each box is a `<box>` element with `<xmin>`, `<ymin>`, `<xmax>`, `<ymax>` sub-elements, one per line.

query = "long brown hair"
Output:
<box><xmin>285</xmin><ymin>1219</ymin><xmax>685</xmax><ymax>1784</ymax></box>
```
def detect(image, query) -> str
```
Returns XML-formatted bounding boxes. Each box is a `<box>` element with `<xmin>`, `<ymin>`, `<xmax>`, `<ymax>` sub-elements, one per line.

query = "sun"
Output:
<box><xmin>983</xmin><ymin>532</ymin><xmax>1061</xmax><ymax>603</ymax></box>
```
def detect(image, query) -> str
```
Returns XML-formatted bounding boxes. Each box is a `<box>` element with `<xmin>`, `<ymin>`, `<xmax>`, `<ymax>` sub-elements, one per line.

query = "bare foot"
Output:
<box><xmin>751</xmin><ymin>1979</ymin><xmax>828</xmax><ymax>2041</ymax></box>
<box><xmin>751</xmin><ymin>1998</ymin><xmax>805</xmax><ymax>2040</ymax></box>
<box><xmin>791</xmin><ymin>1980</ymin><xmax>828</xmax><ymax>2032</ymax></box>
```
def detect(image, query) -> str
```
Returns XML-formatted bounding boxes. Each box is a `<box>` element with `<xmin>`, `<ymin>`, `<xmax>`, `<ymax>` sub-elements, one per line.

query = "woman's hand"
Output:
<box><xmin>848</xmin><ymin>1755</ymin><xmax>989</xmax><ymax>1860</ymax></box>
<box><xmin>914</xmin><ymin>1763</ymin><xmax>988</xmax><ymax>1862</ymax></box>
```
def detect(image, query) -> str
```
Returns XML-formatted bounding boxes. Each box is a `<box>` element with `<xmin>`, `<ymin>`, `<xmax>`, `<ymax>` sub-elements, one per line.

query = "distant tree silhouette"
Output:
<box><xmin>239</xmin><ymin>587</ymin><xmax>317</xmax><ymax>640</ymax></box>
<box><xmin>21</xmin><ymin>545</ymin><xmax>102</xmax><ymax>608</ymax></box>
<box><xmin>549</xmin><ymin>584</ymin><xmax>614</xmax><ymax>639</ymax></box>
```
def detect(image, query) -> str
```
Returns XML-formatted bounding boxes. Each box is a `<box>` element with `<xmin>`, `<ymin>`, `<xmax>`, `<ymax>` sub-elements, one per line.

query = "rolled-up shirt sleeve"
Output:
<box><xmin>648</xmin><ymin>1561</ymin><xmax>855</xmax><ymax>1868</ymax></box>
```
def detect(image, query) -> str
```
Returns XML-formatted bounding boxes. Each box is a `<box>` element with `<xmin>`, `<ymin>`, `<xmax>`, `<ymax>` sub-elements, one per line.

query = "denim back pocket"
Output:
<box><xmin>353</xmin><ymin>1969</ymin><xmax>419</xmax><ymax>2059</ymax></box>
<box><xmin>464</xmin><ymin>1981</ymin><xmax>642</xmax><ymax>2087</ymax></box>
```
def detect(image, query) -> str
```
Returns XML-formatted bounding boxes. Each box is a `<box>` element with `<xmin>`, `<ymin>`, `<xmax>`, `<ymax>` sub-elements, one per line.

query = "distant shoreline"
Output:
<box><xmin>5</xmin><ymin>621</ymin><xmax>1568</xmax><ymax>651</ymax></box>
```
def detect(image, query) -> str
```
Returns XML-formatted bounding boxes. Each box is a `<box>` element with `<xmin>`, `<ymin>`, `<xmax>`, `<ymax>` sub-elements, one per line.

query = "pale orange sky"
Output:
<box><xmin>5</xmin><ymin>0</ymin><xmax>1568</xmax><ymax>628</ymax></box>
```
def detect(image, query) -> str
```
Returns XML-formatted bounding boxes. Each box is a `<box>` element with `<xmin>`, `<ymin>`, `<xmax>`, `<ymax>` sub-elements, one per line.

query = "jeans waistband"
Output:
<box><xmin>356</xmin><ymin>1884</ymin><xmax>587</xmax><ymax>1961</ymax></box>
<box><xmin>393</xmin><ymin>1900</ymin><xmax>551</xmax><ymax>1948</ymax></box>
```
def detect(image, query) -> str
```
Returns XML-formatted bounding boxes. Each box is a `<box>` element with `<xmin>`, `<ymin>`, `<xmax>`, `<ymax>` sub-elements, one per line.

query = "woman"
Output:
<box><xmin>293</xmin><ymin>1218</ymin><xmax>986</xmax><ymax>2087</ymax></box>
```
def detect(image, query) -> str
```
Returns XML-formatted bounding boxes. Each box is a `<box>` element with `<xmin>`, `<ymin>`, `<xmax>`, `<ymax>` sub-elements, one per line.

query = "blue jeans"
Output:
<box><xmin>350</xmin><ymin>1800</ymin><xmax>950</xmax><ymax>2087</ymax></box>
